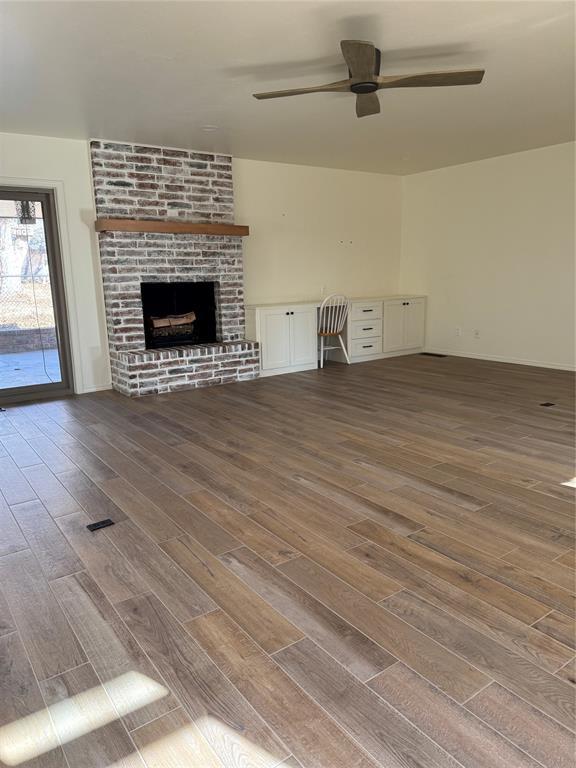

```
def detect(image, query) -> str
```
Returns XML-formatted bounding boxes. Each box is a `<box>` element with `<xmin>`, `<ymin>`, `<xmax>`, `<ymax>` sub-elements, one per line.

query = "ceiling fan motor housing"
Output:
<box><xmin>350</xmin><ymin>80</ymin><xmax>379</xmax><ymax>94</ymax></box>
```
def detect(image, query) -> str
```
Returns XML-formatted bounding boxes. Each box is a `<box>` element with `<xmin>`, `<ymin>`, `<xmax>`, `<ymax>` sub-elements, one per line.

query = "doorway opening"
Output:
<box><xmin>0</xmin><ymin>188</ymin><xmax>74</xmax><ymax>402</ymax></box>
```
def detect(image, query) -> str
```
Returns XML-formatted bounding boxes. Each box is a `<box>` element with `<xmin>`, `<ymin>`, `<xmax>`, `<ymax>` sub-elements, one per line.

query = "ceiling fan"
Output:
<box><xmin>253</xmin><ymin>40</ymin><xmax>485</xmax><ymax>118</ymax></box>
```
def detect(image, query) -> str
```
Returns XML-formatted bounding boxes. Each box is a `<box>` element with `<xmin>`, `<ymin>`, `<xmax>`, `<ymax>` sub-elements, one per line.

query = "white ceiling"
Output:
<box><xmin>1</xmin><ymin>1</ymin><xmax>574</xmax><ymax>174</ymax></box>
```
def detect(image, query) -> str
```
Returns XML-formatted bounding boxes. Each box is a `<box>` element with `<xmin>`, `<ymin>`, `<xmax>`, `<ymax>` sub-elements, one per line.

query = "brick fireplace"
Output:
<box><xmin>90</xmin><ymin>140</ymin><xmax>259</xmax><ymax>396</ymax></box>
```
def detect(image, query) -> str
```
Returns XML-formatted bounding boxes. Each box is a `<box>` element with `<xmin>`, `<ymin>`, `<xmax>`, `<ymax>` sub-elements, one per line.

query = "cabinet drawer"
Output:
<box><xmin>351</xmin><ymin>337</ymin><xmax>382</xmax><ymax>356</ymax></box>
<box><xmin>351</xmin><ymin>301</ymin><xmax>382</xmax><ymax>321</ymax></box>
<box><xmin>351</xmin><ymin>319</ymin><xmax>382</xmax><ymax>339</ymax></box>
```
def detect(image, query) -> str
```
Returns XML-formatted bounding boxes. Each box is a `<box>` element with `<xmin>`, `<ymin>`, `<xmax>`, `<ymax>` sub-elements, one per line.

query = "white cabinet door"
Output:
<box><xmin>291</xmin><ymin>307</ymin><xmax>318</xmax><ymax>366</ymax></box>
<box><xmin>383</xmin><ymin>300</ymin><xmax>406</xmax><ymax>352</ymax></box>
<box><xmin>260</xmin><ymin>310</ymin><xmax>291</xmax><ymax>371</ymax></box>
<box><xmin>404</xmin><ymin>299</ymin><xmax>426</xmax><ymax>348</ymax></box>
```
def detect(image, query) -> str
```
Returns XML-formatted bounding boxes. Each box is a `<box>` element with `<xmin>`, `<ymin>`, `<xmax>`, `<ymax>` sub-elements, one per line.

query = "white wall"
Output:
<box><xmin>2</xmin><ymin>134</ymin><xmax>572</xmax><ymax>393</ymax></box>
<box><xmin>400</xmin><ymin>142</ymin><xmax>575</xmax><ymax>370</ymax></box>
<box><xmin>234</xmin><ymin>158</ymin><xmax>402</xmax><ymax>305</ymax></box>
<box><xmin>0</xmin><ymin>132</ymin><xmax>110</xmax><ymax>392</ymax></box>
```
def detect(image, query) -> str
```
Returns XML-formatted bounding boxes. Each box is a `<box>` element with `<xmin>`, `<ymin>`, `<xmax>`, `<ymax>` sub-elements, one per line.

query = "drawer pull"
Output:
<box><xmin>362</xmin><ymin>309</ymin><xmax>374</xmax><ymax>313</ymax></box>
<box><xmin>362</xmin><ymin>327</ymin><xmax>374</xmax><ymax>331</ymax></box>
<box><xmin>362</xmin><ymin>344</ymin><xmax>373</xmax><ymax>349</ymax></box>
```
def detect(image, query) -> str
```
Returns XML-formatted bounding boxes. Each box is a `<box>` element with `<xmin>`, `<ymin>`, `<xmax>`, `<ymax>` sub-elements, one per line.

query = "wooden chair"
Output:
<box><xmin>318</xmin><ymin>294</ymin><xmax>351</xmax><ymax>368</ymax></box>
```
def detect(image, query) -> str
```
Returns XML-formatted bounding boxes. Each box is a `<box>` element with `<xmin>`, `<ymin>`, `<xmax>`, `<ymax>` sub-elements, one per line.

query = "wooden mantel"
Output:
<box><xmin>95</xmin><ymin>218</ymin><xmax>249</xmax><ymax>236</ymax></box>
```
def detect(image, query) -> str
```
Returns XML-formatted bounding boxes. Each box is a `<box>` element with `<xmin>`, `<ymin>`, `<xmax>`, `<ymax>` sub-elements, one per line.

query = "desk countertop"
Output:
<box><xmin>246</xmin><ymin>294</ymin><xmax>425</xmax><ymax>309</ymax></box>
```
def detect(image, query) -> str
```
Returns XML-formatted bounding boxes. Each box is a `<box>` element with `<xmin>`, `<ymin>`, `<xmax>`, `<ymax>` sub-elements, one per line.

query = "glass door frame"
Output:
<box><xmin>0</xmin><ymin>186</ymin><xmax>74</xmax><ymax>403</ymax></box>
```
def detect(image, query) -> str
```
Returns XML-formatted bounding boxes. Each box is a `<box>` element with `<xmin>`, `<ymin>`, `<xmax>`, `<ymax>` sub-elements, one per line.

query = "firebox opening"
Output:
<box><xmin>141</xmin><ymin>281</ymin><xmax>218</xmax><ymax>349</ymax></box>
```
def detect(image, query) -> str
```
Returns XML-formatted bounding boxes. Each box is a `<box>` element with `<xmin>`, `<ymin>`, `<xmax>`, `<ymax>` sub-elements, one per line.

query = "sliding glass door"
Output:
<box><xmin>0</xmin><ymin>188</ymin><xmax>73</xmax><ymax>401</ymax></box>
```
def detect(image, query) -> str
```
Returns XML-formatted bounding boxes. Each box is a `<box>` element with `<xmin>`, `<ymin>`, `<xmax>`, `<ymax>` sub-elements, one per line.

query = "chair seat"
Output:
<box><xmin>318</xmin><ymin>331</ymin><xmax>339</xmax><ymax>337</ymax></box>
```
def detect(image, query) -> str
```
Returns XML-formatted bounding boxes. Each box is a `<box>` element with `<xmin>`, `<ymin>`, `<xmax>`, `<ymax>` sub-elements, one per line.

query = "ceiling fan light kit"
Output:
<box><xmin>253</xmin><ymin>40</ymin><xmax>485</xmax><ymax>118</ymax></box>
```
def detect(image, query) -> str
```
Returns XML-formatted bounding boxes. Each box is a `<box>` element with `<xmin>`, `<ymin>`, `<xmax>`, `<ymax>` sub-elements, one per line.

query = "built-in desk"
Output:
<box><xmin>245</xmin><ymin>295</ymin><xmax>426</xmax><ymax>377</ymax></box>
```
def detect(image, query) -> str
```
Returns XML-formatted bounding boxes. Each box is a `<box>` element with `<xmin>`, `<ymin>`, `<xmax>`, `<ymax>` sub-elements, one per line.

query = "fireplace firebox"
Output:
<box><xmin>141</xmin><ymin>281</ymin><xmax>218</xmax><ymax>349</ymax></box>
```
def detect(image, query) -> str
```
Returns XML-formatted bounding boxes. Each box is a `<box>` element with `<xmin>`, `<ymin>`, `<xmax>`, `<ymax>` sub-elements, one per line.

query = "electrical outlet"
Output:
<box><xmin>473</xmin><ymin>329</ymin><xmax>480</xmax><ymax>339</ymax></box>
<box><xmin>455</xmin><ymin>327</ymin><xmax>462</xmax><ymax>337</ymax></box>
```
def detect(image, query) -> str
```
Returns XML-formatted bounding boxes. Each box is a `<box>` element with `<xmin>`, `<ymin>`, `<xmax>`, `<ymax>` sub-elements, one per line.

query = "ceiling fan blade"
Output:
<box><xmin>356</xmin><ymin>92</ymin><xmax>380</xmax><ymax>118</ymax></box>
<box><xmin>341</xmin><ymin>40</ymin><xmax>377</xmax><ymax>78</ymax></box>
<box><xmin>253</xmin><ymin>79</ymin><xmax>351</xmax><ymax>99</ymax></box>
<box><xmin>376</xmin><ymin>69</ymin><xmax>485</xmax><ymax>89</ymax></box>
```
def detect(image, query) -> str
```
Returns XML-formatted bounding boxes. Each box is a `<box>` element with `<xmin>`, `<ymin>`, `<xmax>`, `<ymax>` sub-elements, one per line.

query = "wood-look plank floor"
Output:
<box><xmin>0</xmin><ymin>354</ymin><xmax>575</xmax><ymax>768</ymax></box>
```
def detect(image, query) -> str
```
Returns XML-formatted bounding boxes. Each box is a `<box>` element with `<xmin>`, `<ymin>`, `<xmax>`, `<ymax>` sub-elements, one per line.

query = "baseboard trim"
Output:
<box><xmin>424</xmin><ymin>348</ymin><xmax>576</xmax><ymax>372</ymax></box>
<box><xmin>258</xmin><ymin>363</ymin><xmax>317</xmax><ymax>377</ymax></box>
<box><xmin>75</xmin><ymin>383</ymin><xmax>113</xmax><ymax>394</ymax></box>
<box><xmin>329</xmin><ymin>348</ymin><xmax>424</xmax><ymax>364</ymax></box>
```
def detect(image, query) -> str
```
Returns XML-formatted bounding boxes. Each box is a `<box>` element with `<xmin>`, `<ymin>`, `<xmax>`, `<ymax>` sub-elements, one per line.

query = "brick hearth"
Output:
<box><xmin>90</xmin><ymin>140</ymin><xmax>259</xmax><ymax>396</ymax></box>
